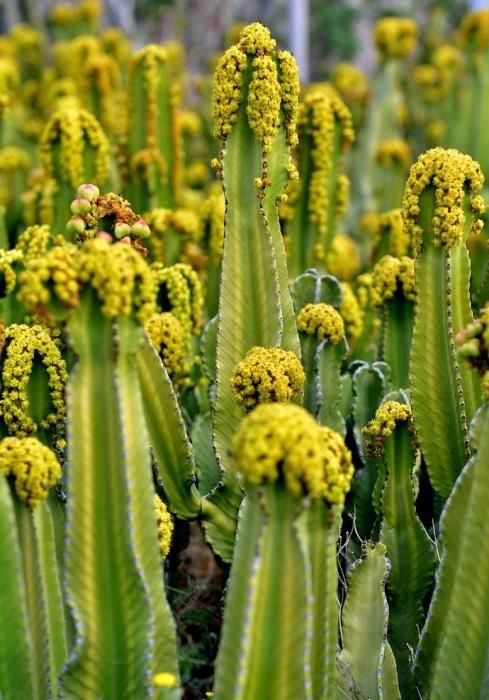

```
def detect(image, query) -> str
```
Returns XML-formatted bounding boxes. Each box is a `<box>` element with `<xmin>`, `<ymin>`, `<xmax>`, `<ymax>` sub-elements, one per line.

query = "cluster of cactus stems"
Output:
<box><xmin>2</xmin><ymin>6</ymin><xmax>489</xmax><ymax>699</ymax></box>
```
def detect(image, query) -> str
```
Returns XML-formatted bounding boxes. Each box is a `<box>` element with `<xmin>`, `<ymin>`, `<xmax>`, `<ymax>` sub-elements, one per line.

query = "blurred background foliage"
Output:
<box><xmin>0</xmin><ymin>0</ymin><xmax>472</xmax><ymax>79</ymax></box>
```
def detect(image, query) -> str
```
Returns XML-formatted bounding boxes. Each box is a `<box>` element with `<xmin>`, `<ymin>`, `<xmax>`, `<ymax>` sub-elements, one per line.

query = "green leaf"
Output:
<box><xmin>317</xmin><ymin>337</ymin><xmax>348</xmax><ymax>435</ymax></box>
<box><xmin>137</xmin><ymin>332</ymin><xmax>201</xmax><ymax>519</ymax></box>
<box><xmin>201</xmin><ymin>481</ymin><xmax>242</xmax><ymax>563</ymax></box>
<box><xmin>339</xmin><ymin>542</ymin><xmax>399</xmax><ymax>700</ymax></box>
<box><xmin>32</xmin><ymin>500</ymin><xmax>67</xmax><ymax>698</ymax></box>
<box><xmin>416</xmin><ymin>404</ymin><xmax>489</xmax><ymax>698</ymax></box>
<box><xmin>380</xmin><ymin>423</ymin><xmax>435</xmax><ymax>699</ymax></box>
<box><xmin>214</xmin><ymin>485</ymin><xmax>309</xmax><ymax>699</ymax></box>
<box><xmin>0</xmin><ymin>478</ymin><xmax>35</xmax><ymax>699</ymax></box>
<box><xmin>62</xmin><ymin>293</ymin><xmax>153</xmax><ymax>698</ymax></box>
<box><xmin>192</xmin><ymin>412</ymin><xmax>221</xmax><ymax>496</ymax></box>
<box><xmin>201</xmin><ymin>316</ymin><xmax>218</xmax><ymax>385</ymax></box>
<box><xmin>116</xmin><ymin>316</ymin><xmax>179</xmax><ymax>680</ymax></box>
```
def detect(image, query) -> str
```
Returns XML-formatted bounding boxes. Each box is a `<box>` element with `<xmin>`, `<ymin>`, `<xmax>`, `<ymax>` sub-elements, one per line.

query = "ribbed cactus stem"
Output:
<box><xmin>212</xmin><ymin>23</ymin><xmax>300</xmax><ymax>497</ymax></box>
<box><xmin>126</xmin><ymin>44</ymin><xmax>182</xmax><ymax>212</ymax></box>
<box><xmin>405</xmin><ymin>148</ymin><xmax>484</xmax><ymax>497</ymax></box>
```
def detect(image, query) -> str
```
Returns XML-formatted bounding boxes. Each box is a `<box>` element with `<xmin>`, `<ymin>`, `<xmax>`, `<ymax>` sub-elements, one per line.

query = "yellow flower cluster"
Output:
<box><xmin>101</xmin><ymin>28</ymin><xmax>131</xmax><ymax>69</ymax></box>
<box><xmin>331</xmin><ymin>62</ymin><xmax>370</xmax><ymax>104</ymax></box>
<box><xmin>376</xmin><ymin>139</ymin><xmax>412</xmax><ymax>171</ymax></box>
<box><xmin>432</xmin><ymin>45</ymin><xmax>465</xmax><ymax>75</ymax></box>
<box><xmin>0</xmin><ymin>324</ymin><xmax>67</xmax><ymax>437</ymax></box>
<box><xmin>413</xmin><ymin>65</ymin><xmax>448</xmax><ymax>103</ymax></box>
<box><xmin>0</xmin><ymin>146</ymin><xmax>30</xmax><ymax>173</ymax></box>
<box><xmin>373</xmin><ymin>17</ymin><xmax>417</xmax><ymax>58</ymax></box>
<box><xmin>16</xmin><ymin>225</ymin><xmax>51</xmax><ymax>262</ymax></box>
<box><xmin>237</xmin><ymin>22</ymin><xmax>276</xmax><ymax>54</ymax></box>
<box><xmin>371</xmin><ymin>255</ymin><xmax>415</xmax><ymax>305</ymax></box>
<box><xmin>203</xmin><ymin>192</ymin><xmax>225</xmax><ymax>263</ymax></box>
<box><xmin>230</xmin><ymin>346</ymin><xmax>304</xmax><ymax>410</ymax></box>
<box><xmin>302</xmin><ymin>88</ymin><xmax>354</xmax><ymax>238</ymax></box>
<box><xmin>76</xmin><ymin>238</ymin><xmax>157</xmax><ymax>326</ymax></box>
<box><xmin>40</xmin><ymin>107</ymin><xmax>109</xmax><ymax>188</ymax></box>
<box><xmin>18</xmin><ymin>242</ymin><xmax>79</xmax><ymax>317</ymax></box>
<box><xmin>459</xmin><ymin>10</ymin><xmax>489</xmax><ymax>51</ymax></box>
<box><xmin>0</xmin><ymin>248</ymin><xmax>21</xmax><ymax>297</ymax></box>
<box><xmin>49</xmin><ymin>0</ymin><xmax>100</xmax><ymax>29</ymax></box>
<box><xmin>232</xmin><ymin>403</ymin><xmax>353</xmax><ymax>504</ymax></box>
<box><xmin>340</xmin><ymin>283</ymin><xmax>363</xmax><ymax>342</ymax></box>
<box><xmin>213</xmin><ymin>23</ymin><xmax>299</xmax><ymax>155</ymax></box>
<box><xmin>151</xmin><ymin>262</ymin><xmax>202</xmax><ymax>342</ymax></box>
<box><xmin>297</xmin><ymin>303</ymin><xmax>345</xmax><ymax>343</ymax></box>
<box><xmin>0</xmin><ymin>57</ymin><xmax>18</xmax><ymax>94</ymax></box>
<box><xmin>146</xmin><ymin>312</ymin><xmax>185</xmax><ymax>376</ymax></box>
<box><xmin>336</xmin><ymin>174</ymin><xmax>350</xmax><ymax>220</ymax></box>
<box><xmin>371</xmin><ymin>209</ymin><xmax>410</xmax><ymax>259</ymax></box>
<box><xmin>154</xmin><ymin>494</ymin><xmax>173</xmax><ymax>559</ymax></box>
<box><xmin>212</xmin><ymin>45</ymin><xmax>247</xmax><ymax>139</ymax></box>
<box><xmin>247</xmin><ymin>54</ymin><xmax>281</xmax><ymax>154</ymax></box>
<box><xmin>325</xmin><ymin>232</ymin><xmax>359</xmax><ymax>281</ymax></box>
<box><xmin>0</xmin><ymin>436</ymin><xmax>61</xmax><ymax>508</ymax></box>
<box><xmin>80</xmin><ymin>54</ymin><xmax>121</xmax><ymax>133</ymax></box>
<box><xmin>277</xmin><ymin>50</ymin><xmax>300</xmax><ymax>147</ymax></box>
<box><xmin>363</xmin><ymin>401</ymin><xmax>412</xmax><ymax>453</ymax></box>
<box><xmin>356</xmin><ymin>272</ymin><xmax>374</xmax><ymax>309</ymax></box>
<box><xmin>402</xmin><ymin>147</ymin><xmax>485</xmax><ymax>253</ymax></box>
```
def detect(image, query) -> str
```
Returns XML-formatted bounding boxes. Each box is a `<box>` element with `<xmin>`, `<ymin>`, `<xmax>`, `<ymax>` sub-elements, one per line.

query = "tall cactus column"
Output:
<box><xmin>403</xmin><ymin>147</ymin><xmax>484</xmax><ymax>496</ymax></box>
<box><xmin>211</xmin><ymin>23</ymin><xmax>301</xmax><ymax>495</ymax></box>
<box><xmin>51</xmin><ymin>239</ymin><xmax>180</xmax><ymax>698</ymax></box>
<box><xmin>213</xmin><ymin>403</ymin><xmax>353</xmax><ymax>700</ymax></box>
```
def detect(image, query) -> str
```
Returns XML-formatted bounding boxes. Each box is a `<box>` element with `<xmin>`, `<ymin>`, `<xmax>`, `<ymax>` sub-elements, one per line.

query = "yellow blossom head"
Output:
<box><xmin>376</xmin><ymin>139</ymin><xmax>411</xmax><ymax>171</ymax></box>
<box><xmin>459</xmin><ymin>10</ymin><xmax>489</xmax><ymax>52</ymax></box>
<box><xmin>299</xmin><ymin>88</ymin><xmax>354</xmax><ymax>237</ymax></box>
<box><xmin>373</xmin><ymin>17</ymin><xmax>417</xmax><ymax>58</ymax></box>
<box><xmin>40</xmin><ymin>107</ymin><xmax>109</xmax><ymax>189</ymax></box>
<box><xmin>16</xmin><ymin>225</ymin><xmax>52</xmax><ymax>261</ymax></box>
<box><xmin>213</xmin><ymin>22</ymin><xmax>299</xmax><ymax>151</ymax></box>
<box><xmin>0</xmin><ymin>248</ymin><xmax>22</xmax><ymax>297</ymax></box>
<box><xmin>297</xmin><ymin>303</ymin><xmax>345</xmax><ymax>343</ymax></box>
<box><xmin>145</xmin><ymin>313</ymin><xmax>185</xmax><ymax>376</ymax></box>
<box><xmin>363</xmin><ymin>401</ymin><xmax>412</xmax><ymax>454</ymax></box>
<box><xmin>232</xmin><ymin>403</ymin><xmax>353</xmax><ymax>503</ymax></box>
<box><xmin>402</xmin><ymin>147</ymin><xmax>484</xmax><ymax>253</ymax></box>
<box><xmin>0</xmin><ymin>436</ymin><xmax>61</xmax><ymax>507</ymax></box>
<box><xmin>340</xmin><ymin>283</ymin><xmax>363</xmax><ymax>342</ymax></box>
<box><xmin>151</xmin><ymin>262</ymin><xmax>202</xmax><ymax>343</ymax></box>
<box><xmin>371</xmin><ymin>255</ymin><xmax>415</xmax><ymax>305</ymax></box>
<box><xmin>370</xmin><ymin>209</ymin><xmax>410</xmax><ymax>260</ymax></box>
<box><xmin>325</xmin><ymin>233</ymin><xmax>359</xmax><ymax>281</ymax></box>
<box><xmin>230</xmin><ymin>346</ymin><xmax>304</xmax><ymax>410</ymax></box>
<box><xmin>154</xmin><ymin>494</ymin><xmax>173</xmax><ymax>559</ymax></box>
<box><xmin>331</xmin><ymin>62</ymin><xmax>370</xmax><ymax>105</ymax></box>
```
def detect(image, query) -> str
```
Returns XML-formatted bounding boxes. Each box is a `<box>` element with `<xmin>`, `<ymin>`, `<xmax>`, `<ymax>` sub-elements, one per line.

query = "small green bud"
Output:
<box><xmin>70</xmin><ymin>197</ymin><xmax>91</xmax><ymax>215</ymax></box>
<box><xmin>66</xmin><ymin>216</ymin><xmax>86</xmax><ymax>235</ymax></box>
<box><xmin>131</xmin><ymin>219</ymin><xmax>151</xmax><ymax>238</ymax></box>
<box><xmin>76</xmin><ymin>183</ymin><xmax>100</xmax><ymax>202</ymax></box>
<box><xmin>114</xmin><ymin>222</ymin><xmax>132</xmax><ymax>239</ymax></box>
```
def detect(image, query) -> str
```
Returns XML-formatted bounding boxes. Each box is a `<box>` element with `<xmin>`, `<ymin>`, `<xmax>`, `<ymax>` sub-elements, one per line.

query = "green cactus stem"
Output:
<box><xmin>404</xmin><ymin>147</ymin><xmax>484</xmax><ymax>497</ymax></box>
<box><xmin>285</xmin><ymin>86</ymin><xmax>354</xmax><ymax>277</ymax></box>
<box><xmin>211</xmin><ymin>23</ymin><xmax>301</xmax><ymax>500</ymax></box>
<box><xmin>364</xmin><ymin>400</ymin><xmax>435</xmax><ymax>699</ymax></box>
<box><xmin>214</xmin><ymin>403</ymin><xmax>353</xmax><ymax>699</ymax></box>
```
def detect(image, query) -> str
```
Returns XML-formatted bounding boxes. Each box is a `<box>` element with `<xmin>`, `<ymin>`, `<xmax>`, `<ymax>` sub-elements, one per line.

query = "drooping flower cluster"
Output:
<box><xmin>402</xmin><ymin>147</ymin><xmax>485</xmax><ymax>252</ymax></box>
